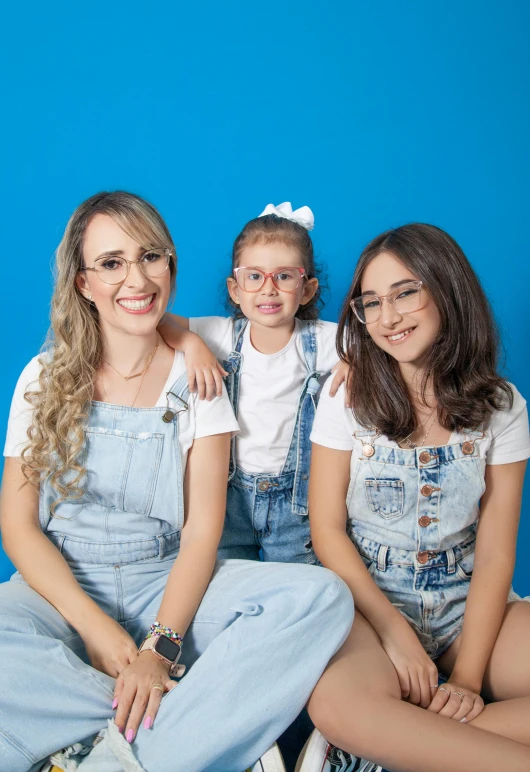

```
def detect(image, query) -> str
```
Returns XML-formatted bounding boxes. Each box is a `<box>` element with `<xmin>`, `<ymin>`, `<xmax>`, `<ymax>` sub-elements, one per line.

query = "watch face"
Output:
<box><xmin>154</xmin><ymin>635</ymin><xmax>181</xmax><ymax>663</ymax></box>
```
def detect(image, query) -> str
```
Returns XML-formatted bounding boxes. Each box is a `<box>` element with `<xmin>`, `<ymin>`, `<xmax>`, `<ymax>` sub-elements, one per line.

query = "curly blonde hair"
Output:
<box><xmin>22</xmin><ymin>191</ymin><xmax>176</xmax><ymax>512</ymax></box>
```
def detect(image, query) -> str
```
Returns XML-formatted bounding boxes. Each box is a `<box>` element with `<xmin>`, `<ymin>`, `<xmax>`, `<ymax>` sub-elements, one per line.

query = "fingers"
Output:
<box><xmin>142</xmin><ymin>678</ymin><xmax>177</xmax><ymax>731</ymax></box>
<box><xmin>428</xmin><ymin>685</ymin><xmax>451</xmax><ymax>713</ymax></box>
<box><xmin>396</xmin><ymin>667</ymin><xmax>411</xmax><ymax>701</ymax></box>
<box><xmin>328</xmin><ymin>368</ymin><xmax>345</xmax><ymax>397</ymax></box>
<box><xmin>461</xmin><ymin>695</ymin><xmax>485</xmax><ymax>723</ymax></box>
<box><xmin>418</xmin><ymin>668</ymin><xmax>435</xmax><ymax>709</ymax></box>
<box><xmin>451</xmin><ymin>692</ymin><xmax>476</xmax><ymax>722</ymax></box>
<box><xmin>215</xmin><ymin>361</ymin><xmax>229</xmax><ymax>378</ymax></box>
<box><xmin>438</xmin><ymin>690</ymin><xmax>469</xmax><ymax>719</ymax></box>
<box><xmin>407</xmin><ymin>671</ymin><xmax>421</xmax><ymax>706</ymax></box>
<box><xmin>190</xmin><ymin>369</ymin><xmax>220</xmax><ymax>400</ymax></box>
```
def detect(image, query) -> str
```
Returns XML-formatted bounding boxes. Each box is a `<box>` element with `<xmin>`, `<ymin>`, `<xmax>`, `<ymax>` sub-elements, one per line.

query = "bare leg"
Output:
<box><xmin>307</xmin><ymin>612</ymin><xmax>530</xmax><ymax>772</ymax></box>
<box><xmin>436</xmin><ymin>599</ymin><xmax>530</xmax><ymax>744</ymax></box>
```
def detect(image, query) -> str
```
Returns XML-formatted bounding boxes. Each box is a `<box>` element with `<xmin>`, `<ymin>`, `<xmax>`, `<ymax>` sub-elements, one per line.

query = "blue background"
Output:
<box><xmin>1</xmin><ymin>1</ymin><xmax>528</xmax><ymax>592</ymax></box>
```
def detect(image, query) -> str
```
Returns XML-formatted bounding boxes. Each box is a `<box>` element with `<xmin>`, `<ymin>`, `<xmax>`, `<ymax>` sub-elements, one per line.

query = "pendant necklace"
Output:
<box><xmin>100</xmin><ymin>338</ymin><xmax>159</xmax><ymax>407</ymax></box>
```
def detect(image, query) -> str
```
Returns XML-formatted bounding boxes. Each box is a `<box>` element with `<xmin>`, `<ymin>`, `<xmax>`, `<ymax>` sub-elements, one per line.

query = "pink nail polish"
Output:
<box><xmin>112</xmin><ymin>698</ymin><xmax>118</xmax><ymax>710</ymax></box>
<box><xmin>144</xmin><ymin>716</ymin><xmax>153</xmax><ymax>730</ymax></box>
<box><xmin>116</xmin><ymin>725</ymin><xmax>123</xmax><ymax>734</ymax></box>
<box><xmin>126</xmin><ymin>728</ymin><xmax>135</xmax><ymax>743</ymax></box>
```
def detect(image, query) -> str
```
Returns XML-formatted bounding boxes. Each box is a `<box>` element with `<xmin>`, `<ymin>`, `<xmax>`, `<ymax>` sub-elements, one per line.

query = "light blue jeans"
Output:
<box><xmin>0</xmin><ymin>559</ymin><xmax>352</xmax><ymax>772</ymax></box>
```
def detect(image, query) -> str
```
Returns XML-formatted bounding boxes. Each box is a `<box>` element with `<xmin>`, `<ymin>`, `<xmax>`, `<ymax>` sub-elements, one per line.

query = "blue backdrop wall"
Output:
<box><xmin>1</xmin><ymin>1</ymin><xmax>528</xmax><ymax>592</ymax></box>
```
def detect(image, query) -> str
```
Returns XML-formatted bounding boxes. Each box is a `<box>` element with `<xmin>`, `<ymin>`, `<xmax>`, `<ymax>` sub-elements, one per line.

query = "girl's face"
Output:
<box><xmin>75</xmin><ymin>214</ymin><xmax>172</xmax><ymax>339</ymax></box>
<box><xmin>360</xmin><ymin>251</ymin><xmax>441</xmax><ymax>372</ymax></box>
<box><xmin>226</xmin><ymin>241</ymin><xmax>318</xmax><ymax>332</ymax></box>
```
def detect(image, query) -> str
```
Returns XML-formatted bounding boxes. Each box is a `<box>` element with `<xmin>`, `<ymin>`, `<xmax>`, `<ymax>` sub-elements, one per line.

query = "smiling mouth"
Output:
<box><xmin>387</xmin><ymin>327</ymin><xmax>414</xmax><ymax>342</ymax></box>
<box><xmin>117</xmin><ymin>294</ymin><xmax>155</xmax><ymax>311</ymax></box>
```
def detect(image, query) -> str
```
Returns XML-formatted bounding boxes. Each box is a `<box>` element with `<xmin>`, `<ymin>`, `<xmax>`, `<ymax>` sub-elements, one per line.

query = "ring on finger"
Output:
<box><xmin>430</xmin><ymin>684</ymin><xmax>439</xmax><ymax>689</ymax></box>
<box><xmin>453</xmin><ymin>691</ymin><xmax>465</xmax><ymax>700</ymax></box>
<box><xmin>438</xmin><ymin>687</ymin><xmax>450</xmax><ymax>694</ymax></box>
<box><xmin>151</xmin><ymin>683</ymin><xmax>164</xmax><ymax>693</ymax></box>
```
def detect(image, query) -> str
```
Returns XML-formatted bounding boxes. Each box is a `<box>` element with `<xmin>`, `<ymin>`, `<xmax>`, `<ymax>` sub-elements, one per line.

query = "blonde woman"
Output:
<box><xmin>0</xmin><ymin>191</ymin><xmax>353</xmax><ymax>772</ymax></box>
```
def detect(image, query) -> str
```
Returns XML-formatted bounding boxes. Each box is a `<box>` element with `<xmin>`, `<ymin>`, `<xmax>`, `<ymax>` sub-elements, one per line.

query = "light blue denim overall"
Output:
<box><xmin>218</xmin><ymin>318</ymin><xmax>321</xmax><ymax>564</ymax></box>
<box><xmin>0</xmin><ymin>372</ymin><xmax>353</xmax><ymax>772</ymax></box>
<box><xmin>347</xmin><ymin>428</ymin><xmax>488</xmax><ymax>658</ymax></box>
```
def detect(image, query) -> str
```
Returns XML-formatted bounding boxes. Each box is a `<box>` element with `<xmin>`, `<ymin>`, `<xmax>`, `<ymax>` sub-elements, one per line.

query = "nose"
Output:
<box><xmin>260</xmin><ymin>275</ymin><xmax>277</xmax><ymax>294</ymax></box>
<box><xmin>125</xmin><ymin>261</ymin><xmax>150</xmax><ymax>288</ymax></box>
<box><xmin>379</xmin><ymin>296</ymin><xmax>403</xmax><ymax>328</ymax></box>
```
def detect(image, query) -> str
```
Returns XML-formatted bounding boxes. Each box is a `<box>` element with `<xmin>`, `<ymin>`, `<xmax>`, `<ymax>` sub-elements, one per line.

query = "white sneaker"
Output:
<box><xmin>248</xmin><ymin>742</ymin><xmax>287</xmax><ymax>772</ymax></box>
<box><xmin>295</xmin><ymin>729</ymin><xmax>382</xmax><ymax>772</ymax></box>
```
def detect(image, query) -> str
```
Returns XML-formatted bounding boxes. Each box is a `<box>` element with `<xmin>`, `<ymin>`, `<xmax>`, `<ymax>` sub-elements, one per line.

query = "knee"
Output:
<box><xmin>312</xmin><ymin>568</ymin><xmax>355</xmax><ymax>638</ymax></box>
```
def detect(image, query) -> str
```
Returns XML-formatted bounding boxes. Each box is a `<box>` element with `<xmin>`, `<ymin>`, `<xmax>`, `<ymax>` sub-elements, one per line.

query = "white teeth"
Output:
<box><xmin>118</xmin><ymin>295</ymin><xmax>154</xmax><ymax>311</ymax></box>
<box><xmin>389</xmin><ymin>328</ymin><xmax>413</xmax><ymax>341</ymax></box>
<box><xmin>259</xmin><ymin>305</ymin><xmax>280</xmax><ymax>309</ymax></box>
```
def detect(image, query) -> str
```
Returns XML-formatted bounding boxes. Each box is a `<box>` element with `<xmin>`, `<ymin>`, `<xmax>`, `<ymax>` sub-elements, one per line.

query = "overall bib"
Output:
<box><xmin>0</xmin><ymin>374</ymin><xmax>353</xmax><ymax>772</ymax></box>
<box><xmin>219</xmin><ymin>318</ymin><xmax>321</xmax><ymax>564</ymax></box>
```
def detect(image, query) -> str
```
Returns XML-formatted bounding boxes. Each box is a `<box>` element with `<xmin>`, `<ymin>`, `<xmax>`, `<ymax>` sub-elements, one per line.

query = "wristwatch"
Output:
<box><xmin>138</xmin><ymin>633</ymin><xmax>182</xmax><ymax>676</ymax></box>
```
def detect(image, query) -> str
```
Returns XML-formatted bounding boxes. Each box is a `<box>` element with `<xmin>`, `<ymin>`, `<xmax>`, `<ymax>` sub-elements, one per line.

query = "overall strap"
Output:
<box><xmin>221</xmin><ymin>317</ymin><xmax>248</xmax><ymax>480</ymax></box>
<box><xmin>281</xmin><ymin>320</ymin><xmax>322</xmax><ymax>515</ymax></box>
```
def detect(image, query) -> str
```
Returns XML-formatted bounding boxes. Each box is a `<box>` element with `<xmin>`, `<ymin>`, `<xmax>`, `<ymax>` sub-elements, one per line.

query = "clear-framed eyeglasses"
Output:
<box><xmin>350</xmin><ymin>280</ymin><xmax>423</xmax><ymax>324</ymax></box>
<box><xmin>81</xmin><ymin>248</ymin><xmax>172</xmax><ymax>285</ymax></box>
<box><xmin>233</xmin><ymin>266</ymin><xmax>307</xmax><ymax>293</ymax></box>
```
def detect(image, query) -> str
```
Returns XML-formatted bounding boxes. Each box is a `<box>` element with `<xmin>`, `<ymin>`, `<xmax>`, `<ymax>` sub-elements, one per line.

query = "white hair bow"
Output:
<box><xmin>259</xmin><ymin>202</ymin><xmax>314</xmax><ymax>231</ymax></box>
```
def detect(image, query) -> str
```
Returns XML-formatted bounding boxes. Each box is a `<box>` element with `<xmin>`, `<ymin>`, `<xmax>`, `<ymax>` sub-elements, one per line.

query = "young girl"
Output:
<box><xmin>301</xmin><ymin>223</ymin><xmax>530</xmax><ymax>772</ymax></box>
<box><xmin>0</xmin><ymin>191</ymin><xmax>353</xmax><ymax>772</ymax></box>
<box><xmin>163</xmin><ymin>202</ymin><xmax>346</xmax><ymax>566</ymax></box>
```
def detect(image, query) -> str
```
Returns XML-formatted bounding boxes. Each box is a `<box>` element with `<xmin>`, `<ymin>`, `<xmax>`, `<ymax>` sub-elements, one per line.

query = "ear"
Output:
<box><xmin>75</xmin><ymin>270</ymin><xmax>93</xmax><ymax>301</ymax></box>
<box><xmin>226</xmin><ymin>276</ymin><xmax>240</xmax><ymax>305</ymax></box>
<box><xmin>299</xmin><ymin>277</ymin><xmax>319</xmax><ymax>306</ymax></box>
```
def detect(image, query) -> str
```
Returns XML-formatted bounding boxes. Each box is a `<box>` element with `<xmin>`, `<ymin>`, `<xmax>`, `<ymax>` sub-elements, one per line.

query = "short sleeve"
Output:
<box><xmin>189</xmin><ymin>316</ymin><xmax>234</xmax><ymax>361</ymax></box>
<box><xmin>4</xmin><ymin>356</ymin><xmax>43</xmax><ymax>458</ymax></box>
<box><xmin>486</xmin><ymin>386</ymin><xmax>530</xmax><ymax>465</ymax></box>
<box><xmin>315</xmin><ymin>320</ymin><xmax>339</xmax><ymax>374</ymax></box>
<box><xmin>310</xmin><ymin>376</ymin><xmax>355</xmax><ymax>451</ymax></box>
<box><xmin>193</xmin><ymin>381</ymin><xmax>239</xmax><ymax>440</ymax></box>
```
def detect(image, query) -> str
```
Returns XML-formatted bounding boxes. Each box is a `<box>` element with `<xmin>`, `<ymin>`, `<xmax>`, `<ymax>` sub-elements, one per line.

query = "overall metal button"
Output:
<box><xmin>419</xmin><ymin>451</ymin><xmax>431</xmax><ymax>464</ymax></box>
<box><xmin>418</xmin><ymin>516</ymin><xmax>432</xmax><ymax>527</ymax></box>
<box><xmin>461</xmin><ymin>441</ymin><xmax>475</xmax><ymax>455</ymax></box>
<box><xmin>417</xmin><ymin>551</ymin><xmax>430</xmax><ymax>564</ymax></box>
<box><xmin>420</xmin><ymin>484</ymin><xmax>434</xmax><ymax>497</ymax></box>
<box><xmin>258</xmin><ymin>481</ymin><xmax>270</xmax><ymax>492</ymax></box>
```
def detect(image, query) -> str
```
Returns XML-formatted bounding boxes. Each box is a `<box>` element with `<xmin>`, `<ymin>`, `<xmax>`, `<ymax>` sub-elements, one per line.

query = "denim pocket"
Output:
<box><xmin>455</xmin><ymin>549</ymin><xmax>474</xmax><ymax>580</ymax></box>
<box><xmin>82</xmin><ymin>428</ymin><xmax>164</xmax><ymax>515</ymax></box>
<box><xmin>364</xmin><ymin>478</ymin><xmax>404</xmax><ymax>520</ymax></box>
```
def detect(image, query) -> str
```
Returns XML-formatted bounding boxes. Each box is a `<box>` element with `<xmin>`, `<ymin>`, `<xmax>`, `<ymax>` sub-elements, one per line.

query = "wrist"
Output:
<box><xmin>449</xmin><ymin>666</ymin><xmax>483</xmax><ymax>693</ymax></box>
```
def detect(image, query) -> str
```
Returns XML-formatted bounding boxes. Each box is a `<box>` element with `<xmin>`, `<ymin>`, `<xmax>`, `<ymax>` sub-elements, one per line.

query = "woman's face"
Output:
<box><xmin>75</xmin><ymin>214</ymin><xmax>172</xmax><ymax>338</ymax></box>
<box><xmin>359</xmin><ymin>251</ymin><xmax>441</xmax><ymax>372</ymax></box>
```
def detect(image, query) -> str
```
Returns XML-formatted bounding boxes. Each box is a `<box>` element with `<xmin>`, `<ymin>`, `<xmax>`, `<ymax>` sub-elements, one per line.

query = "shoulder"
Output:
<box><xmin>12</xmin><ymin>353</ymin><xmax>49</xmax><ymax>397</ymax></box>
<box><xmin>310</xmin><ymin>375</ymin><xmax>356</xmax><ymax>451</ymax></box>
<box><xmin>485</xmin><ymin>383</ymin><xmax>530</xmax><ymax>465</ymax></box>
<box><xmin>188</xmin><ymin>316</ymin><xmax>235</xmax><ymax>359</ymax></box>
<box><xmin>299</xmin><ymin>319</ymin><xmax>338</xmax><ymax>372</ymax></box>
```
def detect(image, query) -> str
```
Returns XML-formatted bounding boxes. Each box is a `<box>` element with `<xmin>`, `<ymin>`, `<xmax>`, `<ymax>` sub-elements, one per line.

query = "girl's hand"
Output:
<box><xmin>182</xmin><ymin>333</ymin><xmax>228</xmax><ymax>400</ymax></box>
<box><xmin>428</xmin><ymin>681</ymin><xmax>485</xmax><ymax>723</ymax></box>
<box><xmin>381</xmin><ymin>625</ymin><xmax>440</xmax><ymax>709</ymax></box>
<box><xmin>80</xmin><ymin>614</ymin><xmax>138</xmax><ymax>678</ymax></box>
<box><xmin>113</xmin><ymin>650</ymin><xmax>177</xmax><ymax>742</ymax></box>
<box><xmin>329</xmin><ymin>361</ymin><xmax>351</xmax><ymax>406</ymax></box>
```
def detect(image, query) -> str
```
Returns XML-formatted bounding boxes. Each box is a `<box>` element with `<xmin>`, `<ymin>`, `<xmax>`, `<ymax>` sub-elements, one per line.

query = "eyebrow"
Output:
<box><xmin>95</xmin><ymin>247</ymin><xmax>145</xmax><ymax>260</ymax></box>
<box><xmin>361</xmin><ymin>279</ymin><xmax>416</xmax><ymax>295</ymax></box>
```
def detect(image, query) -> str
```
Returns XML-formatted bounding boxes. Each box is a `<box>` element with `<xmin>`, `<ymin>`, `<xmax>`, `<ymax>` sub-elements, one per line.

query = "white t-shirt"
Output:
<box><xmin>189</xmin><ymin>316</ymin><xmax>338</xmax><ymax>475</ymax></box>
<box><xmin>4</xmin><ymin>351</ymin><xmax>239</xmax><ymax>473</ymax></box>
<box><xmin>311</xmin><ymin>377</ymin><xmax>530</xmax><ymax>466</ymax></box>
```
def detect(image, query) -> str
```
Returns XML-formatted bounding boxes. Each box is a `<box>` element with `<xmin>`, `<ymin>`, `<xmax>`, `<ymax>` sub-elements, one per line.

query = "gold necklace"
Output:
<box><xmin>100</xmin><ymin>338</ymin><xmax>159</xmax><ymax>407</ymax></box>
<box><xmin>104</xmin><ymin>338</ymin><xmax>159</xmax><ymax>381</ymax></box>
<box><xmin>399</xmin><ymin>408</ymin><xmax>437</xmax><ymax>449</ymax></box>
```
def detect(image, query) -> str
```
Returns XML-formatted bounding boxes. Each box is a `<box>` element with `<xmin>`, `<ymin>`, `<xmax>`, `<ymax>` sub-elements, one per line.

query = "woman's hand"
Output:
<box><xmin>80</xmin><ymin>614</ymin><xmax>138</xmax><ymax>678</ymax></box>
<box><xmin>428</xmin><ymin>681</ymin><xmax>485</xmax><ymax>723</ymax></box>
<box><xmin>113</xmin><ymin>650</ymin><xmax>177</xmax><ymax>742</ymax></box>
<box><xmin>329</xmin><ymin>360</ymin><xmax>351</xmax><ymax>406</ymax></box>
<box><xmin>181</xmin><ymin>332</ymin><xmax>228</xmax><ymax>400</ymax></box>
<box><xmin>381</xmin><ymin>625</ymin><xmax>440</xmax><ymax>709</ymax></box>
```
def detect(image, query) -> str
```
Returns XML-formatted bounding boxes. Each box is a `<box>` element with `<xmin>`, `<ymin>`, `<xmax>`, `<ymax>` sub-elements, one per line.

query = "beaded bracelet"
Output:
<box><xmin>146</xmin><ymin>621</ymin><xmax>183</xmax><ymax>646</ymax></box>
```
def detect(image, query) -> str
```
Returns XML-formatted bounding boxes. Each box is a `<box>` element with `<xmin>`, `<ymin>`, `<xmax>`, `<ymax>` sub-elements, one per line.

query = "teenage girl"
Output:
<box><xmin>301</xmin><ymin>223</ymin><xmax>530</xmax><ymax>772</ymax></box>
<box><xmin>0</xmin><ymin>191</ymin><xmax>353</xmax><ymax>772</ymax></box>
<box><xmin>162</xmin><ymin>202</ymin><xmax>347</xmax><ymax>566</ymax></box>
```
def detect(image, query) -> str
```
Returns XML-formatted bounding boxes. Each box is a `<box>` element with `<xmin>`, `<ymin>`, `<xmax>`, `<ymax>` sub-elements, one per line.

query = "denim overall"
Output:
<box><xmin>347</xmin><ymin>428</ymin><xmax>488</xmax><ymax>657</ymax></box>
<box><xmin>0</xmin><ymin>372</ymin><xmax>353</xmax><ymax>772</ymax></box>
<box><xmin>218</xmin><ymin>318</ymin><xmax>321</xmax><ymax>564</ymax></box>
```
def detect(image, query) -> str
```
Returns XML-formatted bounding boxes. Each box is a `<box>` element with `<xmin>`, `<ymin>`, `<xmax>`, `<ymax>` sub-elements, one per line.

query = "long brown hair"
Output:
<box><xmin>22</xmin><ymin>191</ymin><xmax>177</xmax><ymax>510</ymax></box>
<box><xmin>337</xmin><ymin>223</ymin><xmax>512</xmax><ymax>441</ymax></box>
<box><xmin>226</xmin><ymin>213</ymin><xmax>324</xmax><ymax>320</ymax></box>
